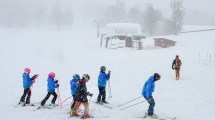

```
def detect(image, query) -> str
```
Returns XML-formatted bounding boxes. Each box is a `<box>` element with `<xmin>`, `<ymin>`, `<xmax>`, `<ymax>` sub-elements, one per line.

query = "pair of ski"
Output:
<box><xmin>68</xmin><ymin>115</ymin><xmax>109</xmax><ymax>119</ymax></box>
<box><xmin>93</xmin><ymin>102</ymin><xmax>113</xmax><ymax>109</ymax></box>
<box><xmin>68</xmin><ymin>109</ymin><xmax>109</xmax><ymax>119</ymax></box>
<box><xmin>135</xmin><ymin>113</ymin><xmax>176</xmax><ymax>120</ymax></box>
<box><xmin>34</xmin><ymin>104</ymin><xmax>58</xmax><ymax>111</ymax></box>
<box><xmin>14</xmin><ymin>102</ymin><xmax>37</xmax><ymax>108</ymax></box>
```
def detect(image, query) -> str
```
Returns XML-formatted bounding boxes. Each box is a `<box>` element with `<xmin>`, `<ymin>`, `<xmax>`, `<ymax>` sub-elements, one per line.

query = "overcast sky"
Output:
<box><xmin>90</xmin><ymin>0</ymin><xmax>215</xmax><ymax>14</ymax></box>
<box><xmin>0</xmin><ymin>0</ymin><xmax>214</xmax><ymax>27</ymax></box>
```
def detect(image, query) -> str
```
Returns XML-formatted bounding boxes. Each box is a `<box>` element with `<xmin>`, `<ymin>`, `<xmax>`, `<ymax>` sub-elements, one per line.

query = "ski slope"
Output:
<box><xmin>0</xmin><ymin>26</ymin><xmax>215</xmax><ymax>120</ymax></box>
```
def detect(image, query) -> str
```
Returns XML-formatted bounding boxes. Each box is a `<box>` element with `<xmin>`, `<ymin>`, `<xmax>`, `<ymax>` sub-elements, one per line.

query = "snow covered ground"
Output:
<box><xmin>0</xmin><ymin>26</ymin><xmax>215</xmax><ymax>120</ymax></box>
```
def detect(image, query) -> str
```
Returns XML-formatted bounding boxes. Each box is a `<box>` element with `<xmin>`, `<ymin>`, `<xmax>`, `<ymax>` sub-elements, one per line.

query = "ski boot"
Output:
<box><xmin>147</xmin><ymin>114</ymin><xmax>158</xmax><ymax>119</ymax></box>
<box><xmin>18</xmin><ymin>102</ymin><xmax>26</xmax><ymax>106</ymax></box>
<box><xmin>50</xmin><ymin>103</ymin><xmax>58</xmax><ymax>107</ymax></box>
<box><xmin>81</xmin><ymin>113</ymin><xmax>93</xmax><ymax>119</ymax></box>
<box><xmin>102</xmin><ymin>101</ymin><xmax>109</xmax><ymax>104</ymax></box>
<box><xmin>71</xmin><ymin>113</ymin><xmax>80</xmax><ymax>117</ymax></box>
<box><xmin>96</xmin><ymin>101</ymin><xmax>103</xmax><ymax>105</ymax></box>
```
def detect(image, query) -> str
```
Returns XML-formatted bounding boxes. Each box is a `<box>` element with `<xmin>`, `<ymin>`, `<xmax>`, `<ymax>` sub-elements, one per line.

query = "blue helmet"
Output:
<box><xmin>72</xmin><ymin>74</ymin><xmax>80</xmax><ymax>82</ymax></box>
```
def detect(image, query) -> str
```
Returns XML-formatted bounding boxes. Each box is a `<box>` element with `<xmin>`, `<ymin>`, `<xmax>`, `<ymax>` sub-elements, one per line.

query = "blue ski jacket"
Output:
<box><xmin>142</xmin><ymin>76</ymin><xmax>155</xmax><ymax>99</ymax></box>
<box><xmin>70</xmin><ymin>79</ymin><xmax>79</xmax><ymax>96</ymax></box>
<box><xmin>47</xmin><ymin>77</ymin><xmax>59</xmax><ymax>92</ymax></box>
<box><xmin>23</xmin><ymin>73</ymin><xmax>33</xmax><ymax>89</ymax></box>
<box><xmin>98</xmin><ymin>71</ymin><xmax>110</xmax><ymax>87</ymax></box>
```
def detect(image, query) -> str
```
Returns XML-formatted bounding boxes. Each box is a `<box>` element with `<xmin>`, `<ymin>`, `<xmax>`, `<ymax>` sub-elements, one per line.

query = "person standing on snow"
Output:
<box><xmin>71</xmin><ymin>74</ymin><xmax>93</xmax><ymax>119</ymax></box>
<box><xmin>70</xmin><ymin>74</ymin><xmax>80</xmax><ymax>111</ymax></box>
<box><xmin>19</xmin><ymin>68</ymin><xmax>39</xmax><ymax>106</ymax></box>
<box><xmin>96</xmin><ymin>66</ymin><xmax>111</xmax><ymax>104</ymax></box>
<box><xmin>40</xmin><ymin>72</ymin><xmax>59</xmax><ymax>107</ymax></box>
<box><xmin>172</xmin><ymin>55</ymin><xmax>182</xmax><ymax>80</ymax></box>
<box><xmin>142</xmin><ymin>73</ymin><xmax>161</xmax><ymax>118</ymax></box>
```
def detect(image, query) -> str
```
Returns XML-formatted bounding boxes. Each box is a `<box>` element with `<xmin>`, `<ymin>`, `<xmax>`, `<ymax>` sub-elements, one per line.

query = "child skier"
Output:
<box><xmin>71</xmin><ymin>74</ymin><xmax>93</xmax><ymax>119</ymax></box>
<box><xmin>40</xmin><ymin>72</ymin><xmax>59</xmax><ymax>107</ymax></box>
<box><xmin>96</xmin><ymin>66</ymin><xmax>111</xmax><ymax>104</ymax></box>
<box><xmin>142</xmin><ymin>73</ymin><xmax>161</xmax><ymax>119</ymax></box>
<box><xmin>172</xmin><ymin>55</ymin><xmax>182</xmax><ymax>80</ymax></box>
<box><xmin>19</xmin><ymin>68</ymin><xmax>39</xmax><ymax>106</ymax></box>
<box><xmin>70</xmin><ymin>74</ymin><xmax>80</xmax><ymax>111</ymax></box>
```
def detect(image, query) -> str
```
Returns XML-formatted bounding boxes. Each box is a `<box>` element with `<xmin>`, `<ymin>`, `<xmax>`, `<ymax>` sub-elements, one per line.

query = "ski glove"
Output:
<box><xmin>108</xmin><ymin>70</ymin><xmax>111</xmax><ymax>73</ymax></box>
<box><xmin>32</xmin><ymin>74</ymin><xmax>39</xmax><ymax>80</ymax></box>
<box><xmin>87</xmin><ymin>92</ymin><xmax>93</xmax><ymax>97</ymax></box>
<box><xmin>55</xmin><ymin>80</ymin><xmax>59</xmax><ymax>83</ymax></box>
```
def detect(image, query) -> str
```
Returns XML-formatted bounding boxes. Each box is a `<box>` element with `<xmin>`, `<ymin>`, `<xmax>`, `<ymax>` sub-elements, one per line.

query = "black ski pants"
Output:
<box><xmin>20</xmin><ymin>88</ymin><xmax>31</xmax><ymax>104</ymax></box>
<box><xmin>97</xmin><ymin>87</ymin><xmax>106</xmax><ymax>102</ymax></box>
<box><xmin>41</xmin><ymin>92</ymin><xmax>57</xmax><ymax>106</ymax></box>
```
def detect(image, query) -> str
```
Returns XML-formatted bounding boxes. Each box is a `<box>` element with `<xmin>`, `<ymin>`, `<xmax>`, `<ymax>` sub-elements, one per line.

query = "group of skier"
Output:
<box><xmin>19</xmin><ymin>69</ymin><xmax>60</xmax><ymax>107</ymax></box>
<box><xmin>69</xmin><ymin>66</ymin><xmax>110</xmax><ymax>118</ymax></box>
<box><xmin>19</xmin><ymin>66</ymin><xmax>111</xmax><ymax>119</ymax></box>
<box><xmin>19</xmin><ymin>55</ymin><xmax>182</xmax><ymax>119</ymax></box>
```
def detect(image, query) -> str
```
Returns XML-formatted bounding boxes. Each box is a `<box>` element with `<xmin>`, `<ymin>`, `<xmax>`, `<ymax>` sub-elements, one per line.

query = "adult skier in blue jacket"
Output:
<box><xmin>142</xmin><ymin>73</ymin><xmax>161</xmax><ymax>118</ymax></box>
<box><xmin>19</xmin><ymin>68</ymin><xmax>38</xmax><ymax>105</ymax></box>
<box><xmin>70</xmin><ymin>74</ymin><xmax>80</xmax><ymax>110</ymax></box>
<box><xmin>96</xmin><ymin>66</ymin><xmax>110</xmax><ymax>104</ymax></box>
<box><xmin>41</xmin><ymin>72</ymin><xmax>59</xmax><ymax>107</ymax></box>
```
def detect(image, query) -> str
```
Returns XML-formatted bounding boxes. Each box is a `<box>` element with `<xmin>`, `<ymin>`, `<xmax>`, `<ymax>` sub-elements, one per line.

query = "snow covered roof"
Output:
<box><xmin>105</xmin><ymin>23</ymin><xmax>144</xmax><ymax>36</ymax></box>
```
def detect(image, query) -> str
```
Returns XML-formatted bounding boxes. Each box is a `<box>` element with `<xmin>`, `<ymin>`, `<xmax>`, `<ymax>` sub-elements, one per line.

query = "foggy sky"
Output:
<box><xmin>93</xmin><ymin>0</ymin><xmax>215</xmax><ymax>14</ymax></box>
<box><xmin>0</xmin><ymin>0</ymin><xmax>215</xmax><ymax>27</ymax></box>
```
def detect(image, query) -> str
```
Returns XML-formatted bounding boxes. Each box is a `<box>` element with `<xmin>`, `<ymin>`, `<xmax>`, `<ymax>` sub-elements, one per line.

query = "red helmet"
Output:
<box><xmin>24</xmin><ymin>68</ymin><xmax>31</xmax><ymax>73</ymax></box>
<box><xmin>48</xmin><ymin>72</ymin><xmax>55</xmax><ymax>78</ymax></box>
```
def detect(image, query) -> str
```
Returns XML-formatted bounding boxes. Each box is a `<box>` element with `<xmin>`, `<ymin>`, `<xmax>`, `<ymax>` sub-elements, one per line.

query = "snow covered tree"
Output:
<box><xmin>102</xmin><ymin>1</ymin><xmax>126</xmax><ymax>23</ymax></box>
<box><xmin>170</xmin><ymin>0</ymin><xmax>185</xmax><ymax>35</ymax></box>
<box><xmin>126</xmin><ymin>6</ymin><xmax>141</xmax><ymax>23</ymax></box>
<box><xmin>51</xmin><ymin>0</ymin><xmax>73</xmax><ymax>29</ymax></box>
<box><xmin>141</xmin><ymin>3</ymin><xmax>162</xmax><ymax>35</ymax></box>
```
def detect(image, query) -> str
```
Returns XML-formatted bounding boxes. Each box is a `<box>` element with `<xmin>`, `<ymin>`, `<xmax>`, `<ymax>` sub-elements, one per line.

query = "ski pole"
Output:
<box><xmin>120</xmin><ymin>100</ymin><xmax>145</xmax><ymax>110</ymax></box>
<box><xmin>88</xmin><ymin>96</ymin><xmax>92</xmax><ymax>106</ymax></box>
<box><xmin>118</xmin><ymin>96</ymin><xmax>142</xmax><ymax>107</ymax></box>
<box><xmin>29</xmin><ymin>74</ymin><xmax>39</xmax><ymax>94</ymax></box>
<box><xmin>108</xmin><ymin>79</ymin><xmax>112</xmax><ymax>98</ymax></box>
<box><xmin>60</xmin><ymin>96</ymin><xmax>72</xmax><ymax>106</ymax></box>
<box><xmin>57</xmin><ymin>88</ymin><xmax>62</xmax><ymax>108</ymax></box>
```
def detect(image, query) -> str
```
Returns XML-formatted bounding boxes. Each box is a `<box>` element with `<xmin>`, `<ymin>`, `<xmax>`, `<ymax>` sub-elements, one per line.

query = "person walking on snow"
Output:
<box><xmin>96</xmin><ymin>66</ymin><xmax>111</xmax><ymax>104</ymax></box>
<box><xmin>142</xmin><ymin>73</ymin><xmax>161</xmax><ymax>119</ymax></box>
<box><xmin>19</xmin><ymin>68</ymin><xmax>39</xmax><ymax>106</ymax></box>
<box><xmin>70</xmin><ymin>74</ymin><xmax>80</xmax><ymax>111</ymax></box>
<box><xmin>40</xmin><ymin>72</ymin><xmax>59</xmax><ymax>107</ymax></box>
<box><xmin>71</xmin><ymin>74</ymin><xmax>93</xmax><ymax>119</ymax></box>
<box><xmin>172</xmin><ymin>55</ymin><xmax>182</xmax><ymax>80</ymax></box>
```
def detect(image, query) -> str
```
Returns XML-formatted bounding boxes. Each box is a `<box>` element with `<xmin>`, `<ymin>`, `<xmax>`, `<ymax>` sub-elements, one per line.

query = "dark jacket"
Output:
<box><xmin>172</xmin><ymin>59</ymin><xmax>182</xmax><ymax>70</ymax></box>
<box><xmin>75</xmin><ymin>80</ymin><xmax>89</xmax><ymax>102</ymax></box>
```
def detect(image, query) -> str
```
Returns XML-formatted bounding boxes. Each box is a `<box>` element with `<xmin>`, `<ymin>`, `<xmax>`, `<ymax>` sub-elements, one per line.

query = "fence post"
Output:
<box><xmin>209</xmin><ymin>54</ymin><xmax>211</xmax><ymax>64</ymax></box>
<box><xmin>199</xmin><ymin>53</ymin><xmax>201</xmax><ymax>63</ymax></box>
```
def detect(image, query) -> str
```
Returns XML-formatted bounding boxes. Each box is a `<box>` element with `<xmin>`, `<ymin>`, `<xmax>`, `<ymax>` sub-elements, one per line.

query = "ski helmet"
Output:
<box><xmin>100</xmin><ymin>66</ymin><xmax>106</xmax><ymax>72</ymax></box>
<box><xmin>154</xmin><ymin>73</ymin><xmax>161</xmax><ymax>81</ymax></box>
<box><xmin>176</xmin><ymin>55</ymin><xmax>179</xmax><ymax>58</ymax></box>
<box><xmin>48</xmin><ymin>72</ymin><xmax>55</xmax><ymax>78</ymax></box>
<box><xmin>73</xmin><ymin>74</ymin><xmax>80</xmax><ymax>81</ymax></box>
<box><xmin>24</xmin><ymin>68</ymin><xmax>31</xmax><ymax>73</ymax></box>
<box><xmin>82</xmin><ymin>74</ymin><xmax>90</xmax><ymax>82</ymax></box>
